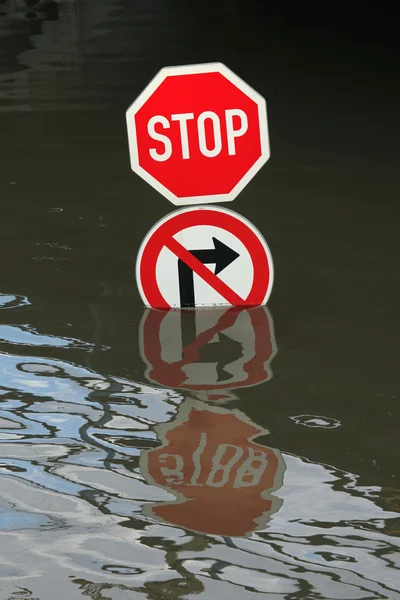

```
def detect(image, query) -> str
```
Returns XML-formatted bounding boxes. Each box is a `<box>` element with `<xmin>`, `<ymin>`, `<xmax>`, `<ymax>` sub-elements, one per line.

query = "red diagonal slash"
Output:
<box><xmin>165</xmin><ymin>237</ymin><xmax>245</xmax><ymax>306</ymax></box>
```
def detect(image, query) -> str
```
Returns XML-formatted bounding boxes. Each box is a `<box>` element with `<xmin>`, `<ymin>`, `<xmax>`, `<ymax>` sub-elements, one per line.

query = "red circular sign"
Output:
<box><xmin>136</xmin><ymin>206</ymin><xmax>274</xmax><ymax>309</ymax></box>
<box><xmin>126</xmin><ymin>63</ymin><xmax>270</xmax><ymax>205</ymax></box>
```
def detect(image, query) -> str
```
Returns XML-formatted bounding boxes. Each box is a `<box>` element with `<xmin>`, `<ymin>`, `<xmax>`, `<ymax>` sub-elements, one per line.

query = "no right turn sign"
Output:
<box><xmin>136</xmin><ymin>205</ymin><xmax>274</xmax><ymax>309</ymax></box>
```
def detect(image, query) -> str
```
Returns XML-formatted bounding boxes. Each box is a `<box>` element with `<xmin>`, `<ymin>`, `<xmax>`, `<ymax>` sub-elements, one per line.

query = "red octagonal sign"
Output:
<box><xmin>126</xmin><ymin>63</ymin><xmax>270</xmax><ymax>205</ymax></box>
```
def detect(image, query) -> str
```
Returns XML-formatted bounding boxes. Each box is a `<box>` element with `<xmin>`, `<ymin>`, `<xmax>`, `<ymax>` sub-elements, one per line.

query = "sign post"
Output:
<box><xmin>127</xmin><ymin>62</ymin><xmax>274</xmax><ymax>308</ymax></box>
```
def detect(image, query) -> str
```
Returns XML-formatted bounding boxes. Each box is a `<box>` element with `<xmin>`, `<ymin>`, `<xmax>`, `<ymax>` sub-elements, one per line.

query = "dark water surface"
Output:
<box><xmin>1</xmin><ymin>2</ymin><xmax>400</xmax><ymax>598</ymax></box>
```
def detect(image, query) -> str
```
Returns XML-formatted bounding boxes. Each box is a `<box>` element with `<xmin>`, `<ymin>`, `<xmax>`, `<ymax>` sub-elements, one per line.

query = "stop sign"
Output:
<box><xmin>126</xmin><ymin>63</ymin><xmax>270</xmax><ymax>206</ymax></box>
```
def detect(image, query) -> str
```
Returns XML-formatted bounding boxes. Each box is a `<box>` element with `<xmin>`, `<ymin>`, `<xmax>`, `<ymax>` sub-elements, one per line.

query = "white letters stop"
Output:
<box><xmin>148</xmin><ymin>109</ymin><xmax>248</xmax><ymax>162</ymax></box>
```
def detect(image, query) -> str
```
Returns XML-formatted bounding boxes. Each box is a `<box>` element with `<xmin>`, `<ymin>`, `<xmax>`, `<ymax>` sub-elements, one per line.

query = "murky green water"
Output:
<box><xmin>1</xmin><ymin>2</ymin><xmax>399</xmax><ymax>598</ymax></box>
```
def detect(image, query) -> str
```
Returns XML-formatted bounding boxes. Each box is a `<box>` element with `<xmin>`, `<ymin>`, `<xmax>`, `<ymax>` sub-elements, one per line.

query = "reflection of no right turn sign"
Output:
<box><xmin>139</xmin><ymin>306</ymin><xmax>277</xmax><ymax>391</ymax></box>
<box><xmin>136</xmin><ymin>206</ymin><xmax>274</xmax><ymax>309</ymax></box>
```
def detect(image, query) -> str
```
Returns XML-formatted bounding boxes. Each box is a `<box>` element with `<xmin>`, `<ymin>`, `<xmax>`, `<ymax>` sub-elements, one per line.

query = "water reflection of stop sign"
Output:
<box><xmin>141</xmin><ymin>399</ymin><xmax>284</xmax><ymax>537</ymax></box>
<box><xmin>126</xmin><ymin>63</ymin><xmax>270</xmax><ymax>205</ymax></box>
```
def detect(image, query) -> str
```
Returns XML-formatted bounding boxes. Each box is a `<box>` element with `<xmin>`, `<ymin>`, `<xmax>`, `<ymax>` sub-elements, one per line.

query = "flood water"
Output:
<box><xmin>1</xmin><ymin>2</ymin><xmax>400</xmax><ymax>598</ymax></box>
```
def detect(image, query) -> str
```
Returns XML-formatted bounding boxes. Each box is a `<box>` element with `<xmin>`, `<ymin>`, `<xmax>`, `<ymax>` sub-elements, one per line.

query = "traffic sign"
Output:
<box><xmin>136</xmin><ymin>205</ymin><xmax>274</xmax><ymax>309</ymax></box>
<box><xmin>126</xmin><ymin>62</ymin><xmax>270</xmax><ymax>205</ymax></box>
<box><xmin>139</xmin><ymin>305</ymin><xmax>277</xmax><ymax>392</ymax></box>
<box><xmin>140</xmin><ymin>398</ymin><xmax>285</xmax><ymax>536</ymax></box>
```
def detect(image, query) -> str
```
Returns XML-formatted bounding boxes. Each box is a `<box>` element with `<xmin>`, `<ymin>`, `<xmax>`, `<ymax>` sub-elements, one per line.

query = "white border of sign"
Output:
<box><xmin>126</xmin><ymin>62</ymin><xmax>270</xmax><ymax>206</ymax></box>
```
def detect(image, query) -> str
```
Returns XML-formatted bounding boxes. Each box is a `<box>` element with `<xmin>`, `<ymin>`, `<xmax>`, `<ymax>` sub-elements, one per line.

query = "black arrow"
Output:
<box><xmin>178</xmin><ymin>237</ymin><xmax>240</xmax><ymax>307</ymax></box>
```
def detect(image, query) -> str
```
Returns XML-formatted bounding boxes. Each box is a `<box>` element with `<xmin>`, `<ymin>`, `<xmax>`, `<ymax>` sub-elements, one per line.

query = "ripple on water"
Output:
<box><xmin>290</xmin><ymin>414</ymin><xmax>342</xmax><ymax>429</ymax></box>
<box><xmin>0</xmin><ymin>310</ymin><xmax>398</xmax><ymax>598</ymax></box>
<box><xmin>0</xmin><ymin>294</ymin><xmax>30</xmax><ymax>310</ymax></box>
<box><xmin>0</xmin><ymin>325</ymin><xmax>100</xmax><ymax>350</ymax></box>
